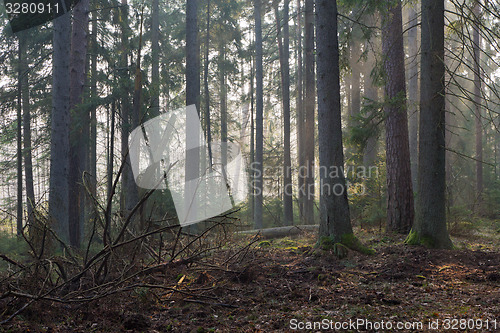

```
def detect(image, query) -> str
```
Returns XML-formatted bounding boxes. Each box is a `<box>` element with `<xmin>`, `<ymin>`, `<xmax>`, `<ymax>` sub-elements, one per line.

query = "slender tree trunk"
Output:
<box><xmin>409</xmin><ymin>0</ymin><xmax>452</xmax><ymax>249</ymax></box>
<box><xmin>19</xmin><ymin>31</ymin><xmax>35</xmax><ymax>232</ymax></box>
<box><xmin>127</xmin><ymin>10</ymin><xmax>144</xmax><ymax>219</ymax></box>
<box><xmin>68</xmin><ymin>0</ymin><xmax>90</xmax><ymax>247</ymax></box>
<box><xmin>303</xmin><ymin>0</ymin><xmax>315</xmax><ymax>225</ymax></box>
<box><xmin>16</xmin><ymin>35</ymin><xmax>23</xmax><ymax>236</ymax></box>
<box><xmin>186</xmin><ymin>0</ymin><xmax>200</xmax><ymax>111</ymax></box>
<box><xmin>316</xmin><ymin>0</ymin><xmax>353</xmax><ymax>241</ymax></box>
<box><xmin>204</xmin><ymin>0</ymin><xmax>212</xmax><ymax>164</ymax></box>
<box><xmin>382</xmin><ymin>1</ymin><xmax>414</xmax><ymax>234</ymax></box>
<box><xmin>89</xmin><ymin>3</ymin><xmax>98</xmax><ymax>220</ymax></box>
<box><xmin>295</xmin><ymin>0</ymin><xmax>305</xmax><ymax>222</ymax></box>
<box><xmin>254</xmin><ymin>0</ymin><xmax>264</xmax><ymax>229</ymax></box>
<box><xmin>185</xmin><ymin>0</ymin><xmax>200</xmax><ymax>229</ymax></box>
<box><xmin>219</xmin><ymin>43</ymin><xmax>227</xmax><ymax>167</ymax></box>
<box><xmin>49</xmin><ymin>12</ymin><xmax>72</xmax><ymax>244</ymax></box>
<box><xmin>249</xmin><ymin>51</ymin><xmax>255</xmax><ymax>224</ymax></box>
<box><xmin>473</xmin><ymin>0</ymin><xmax>483</xmax><ymax>203</ymax></box>
<box><xmin>350</xmin><ymin>36</ymin><xmax>361</xmax><ymax>120</ymax></box>
<box><xmin>362</xmin><ymin>24</ymin><xmax>378</xmax><ymax>167</ymax></box>
<box><xmin>151</xmin><ymin>0</ymin><xmax>160</xmax><ymax>118</ymax></box>
<box><xmin>274</xmin><ymin>1</ymin><xmax>293</xmax><ymax>226</ymax></box>
<box><xmin>106</xmin><ymin>101</ymin><xmax>115</xmax><ymax>234</ymax></box>
<box><xmin>407</xmin><ymin>4</ymin><xmax>419</xmax><ymax>189</ymax></box>
<box><xmin>120</xmin><ymin>0</ymin><xmax>131</xmax><ymax>214</ymax></box>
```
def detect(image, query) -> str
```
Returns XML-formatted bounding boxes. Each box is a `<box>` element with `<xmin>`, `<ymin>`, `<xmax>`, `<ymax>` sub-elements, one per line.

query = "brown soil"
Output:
<box><xmin>1</xmin><ymin>235</ymin><xmax>499</xmax><ymax>332</ymax></box>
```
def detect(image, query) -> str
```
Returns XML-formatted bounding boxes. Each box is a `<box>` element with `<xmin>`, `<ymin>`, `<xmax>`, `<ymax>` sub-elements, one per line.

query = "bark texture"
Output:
<box><xmin>407</xmin><ymin>4</ymin><xmax>419</xmax><ymax>189</ymax></box>
<box><xmin>68</xmin><ymin>0</ymin><xmax>90</xmax><ymax>247</ymax></box>
<box><xmin>274</xmin><ymin>1</ymin><xmax>293</xmax><ymax>226</ymax></box>
<box><xmin>411</xmin><ymin>0</ymin><xmax>453</xmax><ymax>249</ymax></box>
<box><xmin>303</xmin><ymin>0</ymin><xmax>315</xmax><ymax>225</ymax></box>
<box><xmin>316</xmin><ymin>0</ymin><xmax>353</xmax><ymax>241</ymax></box>
<box><xmin>254</xmin><ymin>0</ymin><xmax>264</xmax><ymax>229</ymax></box>
<box><xmin>382</xmin><ymin>1</ymin><xmax>414</xmax><ymax>234</ymax></box>
<box><xmin>49</xmin><ymin>12</ymin><xmax>72</xmax><ymax>244</ymax></box>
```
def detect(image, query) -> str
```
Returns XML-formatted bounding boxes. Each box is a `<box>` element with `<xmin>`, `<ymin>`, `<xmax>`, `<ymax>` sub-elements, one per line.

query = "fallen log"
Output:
<box><xmin>238</xmin><ymin>225</ymin><xmax>318</xmax><ymax>239</ymax></box>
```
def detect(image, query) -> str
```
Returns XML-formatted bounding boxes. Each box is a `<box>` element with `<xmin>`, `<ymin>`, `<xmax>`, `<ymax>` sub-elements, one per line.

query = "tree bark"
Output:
<box><xmin>473</xmin><ymin>0</ymin><xmax>483</xmax><ymax>203</ymax></box>
<box><xmin>362</xmin><ymin>21</ymin><xmax>378</xmax><ymax>167</ymax></box>
<box><xmin>350</xmin><ymin>30</ymin><xmax>361</xmax><ymax>121</ymax></box>
<box><xmin>254</xmin><ymin>0</ymin><xmax>264</xmax><ymax>229</ymax></box>
<box><xmin>204</xmin><ymin>0</ymin><xmax>212</xmax><ymax>164</ymax></box>
<box><xmin>151</xmin><ymin>0</ymin><xmax>160</xmax><ymax>118</ymax></box>
<box><xmin>89</xmin><ymin>3</ymin><xmax>98</xmax><ymax>222</ymax></box>
<box><xmin>303</xmin><ymin>0</ymin><xmax>315</xmax><ymax>225</ymax></box>
<box><xmin>16</xmin><ymin>35</ymin><xmax>23</xmax><ymax>236</ymax></box>
<box><xmin>119</xmin><ymin>0</ymin><xmax>132</xmax><ymax>214</ymax></box>
<box><xmin>407</xmin><ymin>4</ymin><xmax>419</xmax><ymax>190</ymax></box>
<box><xmin>68</xmin><ymin>0</ymin><xmax>90</xmax><ymax>247</ymax></box>
<box><xmin>219</xmin><ymin>43</ymin><xmax>227</xmax><ymax>167</ymax></box>
<box><xmin>410</xmin><ymin>0</ymin><xmax>453</xmax><ymax>249</ymax></box>
<box><xmin>49</xmin><ymin>12</ymin><xmax>72</xmax><ymax>244</ymax></box>
<box><xmin>382</xmin><ymin>1</ymin><xmax>414</xmax><ymax>234</ymax></box>
<box><xmin>295</xmin><ymin>0</ymin><xmax>305</xmax><ymax>222</ymax></box>
<box><xmin>185</xmin><ymin>0</ymin><xmax>200</xmax><ymax>229</ymax></box>
<box><xmin>316</xmin><ymin>0</ymin><xmax>353</xmax><ymax>241</ymax></box>
<box><xmin>19</xmin><ymin>31</ymin><xmax>35</xmax><ymax>233</ymax></box>
<box><xmin>274</xmin><ymin>1</ymin><xmax>293</xmax><ymax>226</ymax></box>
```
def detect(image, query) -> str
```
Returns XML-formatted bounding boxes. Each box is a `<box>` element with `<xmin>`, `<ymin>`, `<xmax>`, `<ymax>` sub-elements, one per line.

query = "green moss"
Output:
<box><xmin>340</xmin><ymin>233</ymin><xmax>376</xmax><ymax>255</ymax></box>
<box><xmin>405</xmin><ymin>229</ymin><xmax>453</xmax><ymax>249</ymax></box>
<box><xmin>404</xmin><ymin>229</ymin><xmax>435</xmax><ymax>247</ymax></box>
<box><xmin>258</xmin><ymin>240</ymin><xmax>271</xmax><ymax>248</ymax></box>
<box><xmin>333</xmin><ymin>243</ymin><xmax>348</xmax><ymax>259</ymax></box>
<box><xmin>317</xmin><ymin>234</ymin><xmax>375</xmax><ymax>256</ymax></box>
<box><xmin>318</xmin><ymin>236</ymin><xmax>335</xmax><ymax>250</ymax></box>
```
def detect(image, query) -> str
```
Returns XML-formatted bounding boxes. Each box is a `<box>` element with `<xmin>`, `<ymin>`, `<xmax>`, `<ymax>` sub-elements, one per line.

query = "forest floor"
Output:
<box><xmin>1</xmin><ymin>219</ymin><xmax>499</xmax><ymax>332</ymax></box>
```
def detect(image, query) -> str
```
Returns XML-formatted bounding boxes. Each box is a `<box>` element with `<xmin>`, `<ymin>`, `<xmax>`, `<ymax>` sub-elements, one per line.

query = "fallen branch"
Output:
<box><xmin>238</xmin><ymin>225</ymin><xmax>318</xmax><ymax>239</ymax></box>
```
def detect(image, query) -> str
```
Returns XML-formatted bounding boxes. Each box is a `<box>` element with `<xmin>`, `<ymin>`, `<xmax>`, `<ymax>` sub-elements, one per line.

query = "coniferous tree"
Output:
<box><xmin>254</xmin><ymin>0</ymin><xmax>264</xmax><ymax>229</ymax></box>
<box><xmin>408</xmin><ymin>0</ymin><xmax>453</xmax><ymax>249</ymax></box>
<box><xmin>49</xmin><ymin>12</ymin><xmax>72</xmax><ymax>244</ymax></box>
<box><xmin>316</xmin><ymin>0</ymin><xmax>353</xmax><ymax>241</ymax></box>
<box><xmin>382</xmin><ymin>0</ymin><xmax>414</xmax><ymax>234</ymax></box>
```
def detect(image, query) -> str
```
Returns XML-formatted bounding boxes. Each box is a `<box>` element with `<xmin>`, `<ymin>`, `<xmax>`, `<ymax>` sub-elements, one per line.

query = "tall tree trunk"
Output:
<box><xmin>219</xmin><ymin>43</ymin><xmax>227</xmax><ymax>167</ymax></box>
<box><xmin>254</xmin><ymin>0</ymin><xmax>264</xmax><ymax>229</ymax></box>
<box><xmin>303</xmin><ymin>0</ymin><xmax>315</xmax><ymax>224</ymax></box>
<box><xmin>19</xmin><ymin>31</ymin><xmax>35</xmax><ymax>232</ymax></box>
<box><xmin>185</xmin><ymin>0</ymin><xmax>200</xmax><ymax>228</ymax></box>
<box><xmin>274</xmin><ymin>1</ymin><xmax>293</xmax><ymax>226</ymax></box>
<box><xmin>16</xmin><ymin>35</ymin><xmax>23</xmax><ymax>236</ymax></box>
<box><xmin>49</xmin><ymin>12</ymin><xmax>72</xmax><ymax>244</ymax></box>
<box><xmin>316</xmin><ymin>0</ymin><xmax>353</xmax><ymax>241</ymax></box>
<box><xmin>127</xmin><ymin>9</ymin><xmax>144</xmax><ymax>218</ymax></box>
<box><xmin>186</xmin><ymin>0</ymin><xmax>200</xmax><ymax>111</ymax></box>
<box><xmin>295</xmin><ymin>0</ymin><xmax>305</xmax><ymax>222</ymax></box>
<box><xmin>350</xmin><ymin>33</ymin><xmax>361</xmax><ymax>120</ymax></box>
<box><xmin>407</xmin><ymin>4</ymin><xmax>419</xmax><ymax>189</ymax></box>
<box><xmin>473</xmin><ymin>0</ymin><xmax>483</xmax><ymax>203</ymax></box>
<box><xmin>68</xmin><ymin>0</ymin><xmax>90</xmax><ymax>247</ymax></box>
<box><xmin>362</xmin><ymin>25</ymin><xmax>378</xmax><ymax>167</ymax></box>
<box><xmin>120</xmin><ymin>0</ymin><xmax>131</xmax><ymax>214</ymax></box>
<box><xmin>89</xmin><ymin>2</ymin><xmax>98</xmax><ymax>221</ymax></box>
<box><xmin>106</xmin><ymin>101</ymin><xmax>116</xmax><ymax>241</ymax></box>
<box><xmin>409</xmin><ymin>0</ymin><xmax>452</xmax><ymax>249</ymax></box>
<box><xmin>204</xmin><ymin>0</ymin><xmax>212</xmax><ymax>164</ymax></box>
<box><xmin>382</xmin><ymin>1</ymin><xmax>414</xmax><ymax>234</ymax></box>
<box><xmin>151</xmin><ymin>0</ymin><xmax>160</xmax><ymax>118</ymax></box>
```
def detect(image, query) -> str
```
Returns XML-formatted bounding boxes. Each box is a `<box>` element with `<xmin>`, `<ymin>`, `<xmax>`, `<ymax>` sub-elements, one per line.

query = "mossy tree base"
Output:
<box><xmin>318</xmin><ymin>233</ymin><xmax>375</xmax><ymax>258</ymax></box>
<box><xmin>404</xmin><ymin>229</ymin><xmax>453</xmax><ymax>249</ymax></box>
